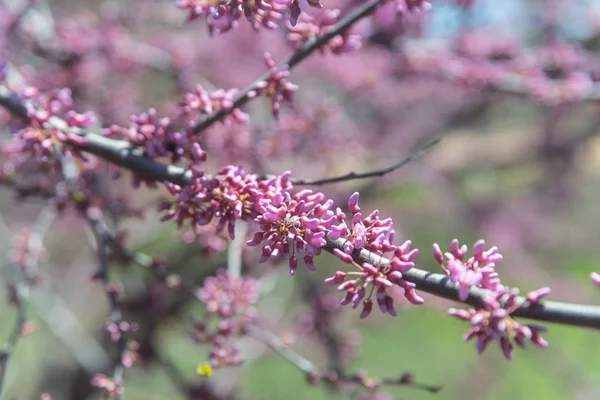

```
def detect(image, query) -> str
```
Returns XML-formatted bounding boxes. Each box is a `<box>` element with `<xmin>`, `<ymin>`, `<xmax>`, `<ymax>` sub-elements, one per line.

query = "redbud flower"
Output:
<box><xmin>287</xmin><ymin>10</ymin><xmax>362</xmax><ymax>55</ymax></box>
<box><xmin>248</xmin><ymin>188</ymin><xmax>331</xmax><ymax>274</ymax></box>
<box><xmin>434</xmin><ymin>239</ymin><xmax>504</xmax><ymax>301</ymax></box>
<box><xmin>181</xmin><ymin>84</ymin><xmax>249</xmax><ymax>126</ymax></box>
<box><xmin>449</xmin><ymin>289</ymin><xmax>549</xmax><ymax>360</ymax></box>
<box><xmin>390</xmin><ymin>0</ymin><xmax>432</xmax><ymax>14</ymax></box>
<box><xmin>175</xmin><ymin>0</ymin><xmax>289</xmax><ymax>34</ymax></box>
<box><xmin>289</xmin><ymin>0</ymin><xmax>323</xmax><ymax>26</ymax></box>
<box><xmin>526</xmin><ymin>287</ymin><xmax>551</xmax><ymax>303</ymax></box>
<box><xmin>196</xmin><ymin>270</ymin><xmax>259</xmax><ymax>319</ymax></box>
<box><xmin>191</xmin><ymin>271</ymin><xmax>259</xmax><ymax>370</ymax></box>
<box><xmin>591</xmin><ymin>272</ymin><xmax>600</xmax><ymax>288</ymax></box>
<box><xmin>208</xmin><ymin>337</ymin><xmax>243</xmax><ymax>368</ymax></box>
<box><xmin>105</xmin><ymin>108</ymin><xmax>207</xmax><ymax>165</ymax></box>
<box><xmin>105</xmin><ymin>320</ymin><xmax>139</xmax><ymax>343</ymax></box>
<box><xmin>159</xmin><ymin>166</ymin><xmax>259</xmax><ymax>238</ymax></box>
<box><xmin>0</xmin><ymin>86</ymin><xmax>99</xmax><ymax>197</ymax></box>
<box><xmin>249</xmin><ymin>53</ymin><xmax>298</xmax><ymax>119</ymax></box>
<box><xmin>325</xmin><ymin>192</ymin><xmax>423</xmax><ymax>317</ymax></box>
<box><xmin>91</xmin><ymin>374</ymin><xmax>123</xmax><ymax>399</ymax></box>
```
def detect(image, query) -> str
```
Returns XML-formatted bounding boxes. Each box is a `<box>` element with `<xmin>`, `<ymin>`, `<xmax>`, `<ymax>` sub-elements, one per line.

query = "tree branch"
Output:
<box><xmin>189</xmin><ymin>0</ymin><xmax>384</xmax><ymax>134</ymax></box>
<box><xmin>324</xmin><ymin>237</ymin><xmax>600</xmax><ymax>329</ymax></box>
<box><xmin>2</xmin><ymin>86</ymin><xmax>600</xmax><ymax>329</ymax></box>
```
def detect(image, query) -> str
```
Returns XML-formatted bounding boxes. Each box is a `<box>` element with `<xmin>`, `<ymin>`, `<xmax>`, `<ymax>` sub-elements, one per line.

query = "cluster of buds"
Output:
<box><xmin>91</xmin><ymin>374</ymin><xmax>124</xmax><ymax>399</ymax></box>
<box><xmin>2</xmin><ymin>86</ymin><xmax>95</xmax><ymax>169</ymax></box>
<box><xmin>391</xmin><ymin>0</ymin><xmax>432</xmax><ymax>14</ymax></box>
<box><xmin>104</xmin><ymin>108</ymin><xmax>207</xmax><ymax>165</ymax></box>
<box><xmin>181</xmin><ymin>84</ymin><xmax>249</xmax><ymax>127</ymax></box>
<box><xmin>287</xmin><ymin>9</ymin><xmax>362</xmax><ymax>55</ymax></box>
<box><xmin>433</xmin><ymin>239</ymin><xmax>504</xmax><ymax>301</ymax></box>
<box><xmin>8</xmin><ymin>228</ymin><xmax>48</xmax><ymax>285</ymax></box>
<box><xmin>436</xmin><ymin>239</ymin><xmax>552</xmax><ymax>359</ymax></box>
<box><xmin>159</xmin><ymin>167</ymin><xmax>292</xmax><ymax>239</ymax></box>
<box><xmin>191</xmin><ymin>270</ymin><xmax>259</xmax><ymax>369</ymax></box>
<box><xmin>325</xmin><ymin>192</ymin><xmax>423</xmax><ymax>317</ymax></box>
<box><xmin>449</xmin><ymin>289</ymin><xmax>549</xmax><ymax>360</ymax></box>
<box><xmin>248</xmin><ymin>53</ymin><xmax>298</xmax><ymax>119</ymax></box>
<box><xmin>0</xmin><ymin>85</ymin><xmax>103</xmax><ymax>204</ymax></box>
<box><xmin>400</xmin><ymin>34</ymin><xmax>600</xmax><ymax>105</ymax></box>
<box><xmin>592</xmin><ymin>272</ymin><xmax>600</xmax><ymax>288</ymax></box>
<box><xmin>175</xmin><ymin>0</ymin><xmax>290</xmax><ymax>35</ymax></box>
<box><xmin>248</xmin><ymin>187</ymin><xmax>332</xmax><ymax>275</ymax></box>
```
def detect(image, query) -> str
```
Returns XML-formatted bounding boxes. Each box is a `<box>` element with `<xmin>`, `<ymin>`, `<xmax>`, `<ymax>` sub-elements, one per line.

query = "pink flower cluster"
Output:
<box><xmin>104</xmin><ymin>108</ymin><xmax>207</xmax><ymax>164</ymax></box>
<box><xmin>12</xmin><ymin>86</ymin><xmax>95</xmax><ymax>158</ymax></box>
<box><xmin>248</xmin><ymin>187</ymin><xmax>330</xmax><ymax>275</ymax></box>
<box><xmin>433</xmin><ymin>239</ymin><xmax>504</xmax><ymax>301</ymax></box>
<box><xmin>401</xmin><ymin>34</ymin><xmax>600</xmax><ymax>104</ymax></box>
<box><xmin>191</xmin><ymin>270</ymin><xmax>259</xmax><ymax>369</ymax></box>
<box><xmin>0</xmin><ymin>86</ymin><xmax>99</xmax><ymax>195</ymax></box>
<box><xmin>175</xmin><ymin>0</ymin><xmax>290</xmax><ymax>35</ymax></box>
<box><xmin>91</xmin><ymin>374</ymin><xmax>123</xmax><ymax>399</ymax></box>
<box><xmin>287</xmin><ymin>9</ymin><xmax>362</xmax><ymax>55</ymax></box>
<box><xmin>181</xmin><ymin>84</ymin><xmax>249</xmax><ymax>127</ymax></box>
<box><xmin>391</xmin><ymin>0</ymin><xmax>432</xmax><ymax>14</ymax></box>
<box><xmin>449</xmin><ymin>289</ymin><xmax>549</xmax><ymax>360</ymax></box>
<box><xmin>159</xmin><ymin>166</ymin><xmax>292</xmax><ymax>239</ymax></box>
<box><xmin>249</xmin><ymin>53</ymin><xmax>298</xmax><ymax>119</ymax></box>
<box><xmin>324</xmin><ymin>192</ymin><xmax>423</xmax><ymax>317</ymax></box>
<box><xmin>592</xmin><ymin>272</ymin><xmax>600</xmax><ymax>288</ymax></box>
<box><xmin>435</xmin><ymin>239</ymin><xmax>552</xmax><ymax>359</ymax></box>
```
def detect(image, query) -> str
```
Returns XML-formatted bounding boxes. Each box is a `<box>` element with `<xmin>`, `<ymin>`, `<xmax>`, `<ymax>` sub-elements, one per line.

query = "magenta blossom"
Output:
<box><xmin>105</xmin><ymin>108</ymin><xmax>207</xmax><ymax>165</ymax></box>
<box><xmin>159</xmin><ymin>166</ymin><xmax>264</xmax><ymax>238</ymax></box>
<box><xmin>434</xmin><ymin>239</ymin><xmax>504</xmax><ymax>301</ymax></box>
<box><xmin>287</xmin><ymin>9</ymin><xmax>362</xmax><ymax>55</ymax></box>
<box><xmin>181</xmin><ymin>84</ymin><xmax>249</xmax><ymax>126</ymax></box>
<box><xmin>449</xmin><ymin>288</ymin><xmax>549</xmax><ymax>360</ymax></box>
<box><xmin>591</xmin><ymin>272</ymin><xmax>600</xmax><ymax>288</ymax></box>
<box><xmin>248</xmin><ymin>188</ymin><xmax>332</xmax><ymax>275</ymax></box>
<box><xmin>175</xmin><ymin>0</ymin><xmax>290</xmax><ymax>34</ymax></box>
<box><xmin>249</xmin><ymin>53</ymin><xmax>298</xmax><ymax>120</ymax></box>
<box><xmin>325</xmin><ymin>192</ymin><xmax>423</xmax><ymax>317</ymax></box>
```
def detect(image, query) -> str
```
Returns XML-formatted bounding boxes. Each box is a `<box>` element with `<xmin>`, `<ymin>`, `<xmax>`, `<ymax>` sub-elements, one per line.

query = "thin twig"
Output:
<box><xmin>247</xmin><ymin>325</ymin><xmax>441</xmax><ymax>393</ymax></box>
<box><xmin>290</xmin><ymin>136</ymin><xmax>444</xmax><ymax>186</ymax></box>
<box><xmin>247</xmin><ymin>325</ymin><xmax>319</xmax><ymax>377</ymax></box>
<box><xmin>189</xmin><ymin>0</ymin><xmax>384</xmax><ymax>134</ymax></box>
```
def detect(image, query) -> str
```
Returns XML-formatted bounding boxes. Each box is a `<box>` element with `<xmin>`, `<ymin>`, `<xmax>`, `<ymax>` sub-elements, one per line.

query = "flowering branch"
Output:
<box><xmin>324</xmin><ymin>236</ymin><xmax>600</xmax><ymax>329</ymax></box>
<box><xmin>189</xmin><ymin>0</ymin><xmax>384</xmax><ymax>134</ymax></box>
<box><xmin>1</xmin><ymin>87</ymin><xmax>599</xmax><ymax>331</ymax></box>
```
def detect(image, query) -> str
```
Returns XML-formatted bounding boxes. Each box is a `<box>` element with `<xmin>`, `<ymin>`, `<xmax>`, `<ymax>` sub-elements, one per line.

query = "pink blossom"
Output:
<box><xmin>434</xmin><ymin>239</ymin><xmax>504</xmax><ymax>300</ymax></box>
<box><xmin>448</xmin><ymin>289</ymin><xmax>549</xmax><ymax>360</ymax></box>
<box><xmin>325</xmin><ymin>192</ymin><xmax>423</xmax><ymax>317</ymax></box>
<box><xmin>287</xmin><ymin>9</ymin><xmax>362</xmax><ymax>54</ymax></box>
<box><xmin>591</xmin><ymin>272</ymin><xmax>600</xmax><ymax>288</ymax></box>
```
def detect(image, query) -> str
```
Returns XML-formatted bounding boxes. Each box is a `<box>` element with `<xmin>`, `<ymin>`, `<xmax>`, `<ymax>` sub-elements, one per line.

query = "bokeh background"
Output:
<box><xmin>1</xmin><ymin>0</ymin><xmax>600</xmax><ymax>399</ymax></box>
